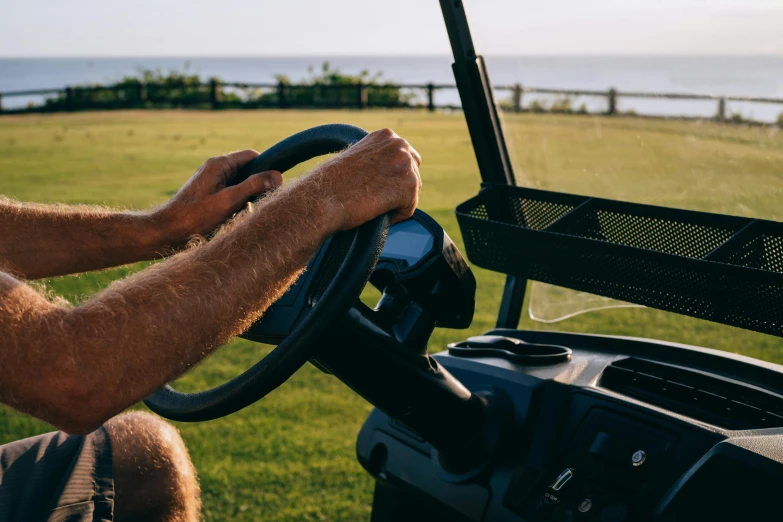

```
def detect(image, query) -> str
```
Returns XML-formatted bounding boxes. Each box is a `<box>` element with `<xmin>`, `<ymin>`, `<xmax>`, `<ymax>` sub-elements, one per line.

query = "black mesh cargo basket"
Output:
<box><xmin>455</xmin><ymin>184</ymin><xmax>783</xmax><ymax>338</ymax></box>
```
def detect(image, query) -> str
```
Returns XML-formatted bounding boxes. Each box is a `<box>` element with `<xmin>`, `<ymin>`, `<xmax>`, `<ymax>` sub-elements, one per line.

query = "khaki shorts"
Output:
<box><xmin>0</xmin><ymin>427</ymin><xmax>114</xmax><ymax>522</ymax></box>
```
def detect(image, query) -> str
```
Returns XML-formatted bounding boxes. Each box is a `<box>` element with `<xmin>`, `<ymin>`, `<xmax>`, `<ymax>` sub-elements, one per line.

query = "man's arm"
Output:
<box><xmin>0</xmin><ymin>129</ymin><xmax>421</xmax><ymax>435</ymax></box>
<box><xmin>0</xmin><ymin>150</ymin><xmax>281</xmax><ymax>279</ymax></box>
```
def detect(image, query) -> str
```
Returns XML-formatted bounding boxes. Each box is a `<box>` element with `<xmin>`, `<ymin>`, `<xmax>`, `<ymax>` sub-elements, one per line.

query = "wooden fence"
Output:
<box><xmin>495</xmin><ymin>85</ymin><xmax>783</xmax><ymax>123</ymax></box>
<box><xmin>1</xmin><ymin>80</ymin><xmax>782</xmax><ymax>124</ymax></box>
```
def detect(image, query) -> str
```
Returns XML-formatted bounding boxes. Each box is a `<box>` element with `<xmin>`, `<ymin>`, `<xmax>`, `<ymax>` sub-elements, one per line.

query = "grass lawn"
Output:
<box><xmin>1</xmin><ymin>109</ymin><xmax>783</xmax><ymax>520</ymax></box>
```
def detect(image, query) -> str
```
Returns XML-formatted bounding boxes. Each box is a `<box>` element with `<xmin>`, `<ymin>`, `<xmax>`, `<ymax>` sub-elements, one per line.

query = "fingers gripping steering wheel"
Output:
<box><xmin>144</xmin><ymin>124</ymin><xmax>390</xmax><ymax>422</ymax></box>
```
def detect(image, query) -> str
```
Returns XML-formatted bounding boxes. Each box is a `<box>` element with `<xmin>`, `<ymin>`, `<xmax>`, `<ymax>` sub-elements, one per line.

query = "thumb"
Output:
<box><xmin>226</xmin><ymin>170</ymin><xmax>282</xmax><ymax>204</ymax></box>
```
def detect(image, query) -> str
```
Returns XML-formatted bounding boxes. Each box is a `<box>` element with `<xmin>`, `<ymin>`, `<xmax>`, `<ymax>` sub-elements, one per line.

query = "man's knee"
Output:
<box><xmin>105</xmin><ymin>411</ymin><xmax>200</xmax><ymax>522</ymax></box>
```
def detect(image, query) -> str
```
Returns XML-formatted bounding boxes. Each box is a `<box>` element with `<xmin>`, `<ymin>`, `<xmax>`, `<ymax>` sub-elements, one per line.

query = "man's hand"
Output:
<box><xmin>154</xmin><ymin>150</ymin><xmax>282</xmax><ymax>244</ymax></box>
<box><xmin>0</xmin><ymin>151</ymin><xmax>281</xmax><ymax>279</ymax></box>
<box><xmin>310</xmin><ymin>128</ymin><xmax>422</xmax><ymax>231</ymax></box>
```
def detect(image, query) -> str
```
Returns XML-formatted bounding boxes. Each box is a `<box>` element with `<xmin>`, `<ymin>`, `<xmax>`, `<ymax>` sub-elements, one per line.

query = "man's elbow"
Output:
<box><xmin>44</xmin><ymin>381</ymin><xmax>123</xmax><ymax>436</ymax></box>
<box><xmin>55</xmin><ymin>415</ymin><xmax>106</xmax><ymax>436</ymax></box>
<box><xmin>1</xmin><ymin>367</ymin><xmax>119</xmax><ymax>435</ymax></box>
<box><xmin>2</xmin><ymin>288</ymin><xmax>131</xmax><ymax>434</ymax></box>
<box><xmin>42</xmin><ymin>313</ymin><xmax>125</xmax><ymax>434</ymax></box>
<box><xmin>44</xmin><ymin>406</ymin><xmax>112</xmax><ymax>436</ymax></box>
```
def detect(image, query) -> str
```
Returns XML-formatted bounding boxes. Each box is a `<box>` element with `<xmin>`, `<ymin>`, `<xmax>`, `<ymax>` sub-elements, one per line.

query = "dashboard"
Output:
<box><xmin>356</xmin><ymin>329</ymin><xmax>783</xmax><ymax>522</ymax></box>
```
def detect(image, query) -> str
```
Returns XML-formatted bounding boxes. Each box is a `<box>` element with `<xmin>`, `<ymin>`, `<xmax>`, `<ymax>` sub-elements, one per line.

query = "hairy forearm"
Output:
<box><xmin>0</xmin><ymin>177</ymin><xmax>337</xmax><ymax>434</ymax></box>
<box><xmin>0</xmin><ymin>197</ymin><xmax>174</xmax><ymax>279</ymax></box>
<box><xmin>0</xmin><ymin>127</ymin><xmax>422</xmax><ymax>434</ymax></box>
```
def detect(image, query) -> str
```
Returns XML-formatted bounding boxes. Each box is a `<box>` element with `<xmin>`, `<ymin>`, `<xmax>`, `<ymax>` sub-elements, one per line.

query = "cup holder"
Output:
<box><xmin>448</xmin><ymin>335</ymin><xmax>571</xmax><ymax>365</ymax></box>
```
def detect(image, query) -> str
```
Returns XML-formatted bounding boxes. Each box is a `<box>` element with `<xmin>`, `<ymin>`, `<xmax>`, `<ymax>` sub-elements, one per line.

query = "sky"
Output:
<box><xmin>1</xmin><ymin>0</ymin><xmax>782</xmax><ymax>57</ymax></box>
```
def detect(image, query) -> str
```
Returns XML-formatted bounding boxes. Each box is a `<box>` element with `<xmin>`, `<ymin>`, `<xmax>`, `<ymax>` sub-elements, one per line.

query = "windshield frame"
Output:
<box><xmin>438</xmin><ymin>0</ymin><xmax>529</xmax><ymax>329</ymax></box>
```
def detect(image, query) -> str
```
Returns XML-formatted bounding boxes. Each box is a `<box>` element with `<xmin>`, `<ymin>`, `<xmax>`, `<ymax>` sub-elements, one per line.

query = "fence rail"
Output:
<box><xmin>1</xmin><ymin>80</ymin><xmax>782</xmax><ymax>125</ymax></box>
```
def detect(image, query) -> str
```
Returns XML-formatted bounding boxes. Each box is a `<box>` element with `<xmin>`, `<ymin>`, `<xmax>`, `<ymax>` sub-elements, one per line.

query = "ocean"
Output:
<box><xmin>1</xmin><ymin>55</ymin><xmax>782</xmax><ymax>122</ymax></box>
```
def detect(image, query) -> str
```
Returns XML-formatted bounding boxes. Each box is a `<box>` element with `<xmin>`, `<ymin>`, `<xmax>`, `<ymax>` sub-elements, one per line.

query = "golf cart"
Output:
<box><xmin>142</xmin><ymin>2</ymin><xmax>783</xmax><ymax>520</ymax></box>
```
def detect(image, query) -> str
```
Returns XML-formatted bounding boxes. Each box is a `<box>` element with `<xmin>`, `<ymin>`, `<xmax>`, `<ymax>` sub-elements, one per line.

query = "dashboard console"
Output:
<box><xmin>357</xmin><ymin>329</ymin><xmax>783</xmax><ymax>522</ymax></box>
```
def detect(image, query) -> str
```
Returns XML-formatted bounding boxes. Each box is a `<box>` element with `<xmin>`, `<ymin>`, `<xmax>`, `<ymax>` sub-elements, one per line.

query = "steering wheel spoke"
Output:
<box><xmin>241</xmin><ymin>236</ymin><xmax>334</xmax><ymax>344</ymax></box>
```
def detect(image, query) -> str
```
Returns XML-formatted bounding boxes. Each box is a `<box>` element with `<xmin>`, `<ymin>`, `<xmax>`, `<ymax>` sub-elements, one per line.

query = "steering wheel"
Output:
<box><xmin>144</xmin><ymin>124</ymin><xmax>390</xmax><ymax>422</ymax></box>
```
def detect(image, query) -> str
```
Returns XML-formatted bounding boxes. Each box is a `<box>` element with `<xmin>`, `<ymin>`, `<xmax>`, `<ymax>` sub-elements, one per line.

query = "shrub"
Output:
<box><xmin>549</xmin><ymin>97</ymin><xmax>573</xmax><ymax>113</ymax></box>
<box><xmin>256</xmin><ymin>62</ymin><xmax>415</xmax><ymax>108</ymax></box>
<box><xmin>499</xmin><ymin>98</ymin><xmax>517</xmax><ymax>111</ymax></box>
<box><xmin>528</xmin><ymin>100</ymin><xmax>548</xmax><ymax>113</ymax></box>
<box><xmin>514</xmin><ymin>97</ymin><xmax>585</xmax><ymax>115</ymax></box>
<box><xmin>729</xmin><ymin>112</ymin><xmax>745</xmax><ymax>124</ymax></box>
<box><xmin>37</xmin><ymin>62</ymin><xmax>413</xmax><ymax>112</ymax></box>
<box><xmin>41</xmin><ymin>68</ymin><xmax>215</xmax><ymax>111</ymax></box>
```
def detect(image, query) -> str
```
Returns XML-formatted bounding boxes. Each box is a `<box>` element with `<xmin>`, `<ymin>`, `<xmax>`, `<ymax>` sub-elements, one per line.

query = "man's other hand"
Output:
<box><xmin>313</xmin><ymin>128</ymin><xmax>422</xmax><ymax>231</ymax></box>
<box><xmin>157</xmin><ymin>150</ymin><xmax>282</xmax><ymax>242</ymax></box>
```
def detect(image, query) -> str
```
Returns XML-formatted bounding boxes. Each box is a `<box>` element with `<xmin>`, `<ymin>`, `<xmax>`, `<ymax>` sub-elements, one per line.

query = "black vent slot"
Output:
<box><xmin>599</xmin><ymin>358</ymin><xmax>783</xmax><ymax>430</ymax></box>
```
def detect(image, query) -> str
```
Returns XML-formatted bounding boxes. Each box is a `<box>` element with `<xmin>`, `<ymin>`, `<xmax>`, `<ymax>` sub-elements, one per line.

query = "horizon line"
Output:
<box><xmin>2</xmin><ymin>52</ymin><xmax>783</xmax><ymax>60</ymax></box>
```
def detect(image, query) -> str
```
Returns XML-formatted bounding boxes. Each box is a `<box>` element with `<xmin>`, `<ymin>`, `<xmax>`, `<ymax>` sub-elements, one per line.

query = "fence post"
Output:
<box><xmin>0</xmin><ymin>93</ymin><xmax>3</xmax><ymax>115</ymax></box>
<box><xmin>65</xmin><ymin>87</ymin><xmax>74</xmax><ymax>111</ymax></box>
<box><xmin>513</xmin><ymin>84</ymin><xmax>523</xmax><ymax>113</ymax></box>
<box><xmin>357</xmin><ymin>82</ymin><xmax>367</xmax><ymax>110</ymax></box>
<box><xmin>717</xmin><ymin>97</ymin><xmax>726</xmax><ymax>122</ymax></box>
<box><xmin>209</xmin><ymin>79</ymin><xmax>219</xmax><ymax>110</ymax></box>
<box><xmin>277</xmin><ymin>81</ymin><xmax>288</xmax><ymax>109</ymax></box>
<box><xmin>427</xmin><ymin>83</ymin><xmax>435</xmax><ymax>112</ymax></box>
<box><xmin>607</xmin><ymin>88</ymin><xmax>617</xmax><ymax>115</ymax></box>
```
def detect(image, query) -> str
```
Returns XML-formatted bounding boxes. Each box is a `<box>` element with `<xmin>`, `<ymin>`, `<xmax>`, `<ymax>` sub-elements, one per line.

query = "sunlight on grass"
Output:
<box><xmin>1</xmin><ymin>110</ymin><xmax>782</xmax><ymax>520</ymax></box>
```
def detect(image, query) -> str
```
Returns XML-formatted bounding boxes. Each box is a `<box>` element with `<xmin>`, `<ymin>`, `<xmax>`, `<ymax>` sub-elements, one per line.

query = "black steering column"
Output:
<box><xmin>313</xmin><ymin>210</ymin><xmax>512</xmax><ymax>477</ymax></box>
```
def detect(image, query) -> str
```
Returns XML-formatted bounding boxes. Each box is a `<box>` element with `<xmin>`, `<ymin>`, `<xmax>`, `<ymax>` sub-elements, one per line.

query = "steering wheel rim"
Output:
<box><xmin>144</xmin><ymin>124</ymin><xmax>390</xmax><ymax>422</ymax></box>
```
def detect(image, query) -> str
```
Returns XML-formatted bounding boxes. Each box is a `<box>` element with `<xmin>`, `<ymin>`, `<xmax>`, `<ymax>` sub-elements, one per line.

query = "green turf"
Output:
<box><xmin>1</xmin><ymin>110</ymin><xmax>782</xmax><ymax>520</ymax></box>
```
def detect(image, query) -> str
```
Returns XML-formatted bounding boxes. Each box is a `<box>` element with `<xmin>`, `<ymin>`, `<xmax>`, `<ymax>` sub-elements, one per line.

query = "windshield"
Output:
<box><xmin>466</xmin><ymin>0</ymin><xmax>783</xmax><ymax>361</ymax></box>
